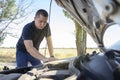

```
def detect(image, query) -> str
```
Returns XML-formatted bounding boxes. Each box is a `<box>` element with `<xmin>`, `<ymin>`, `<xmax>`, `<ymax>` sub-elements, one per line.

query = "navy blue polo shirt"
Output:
<box><xmin>16</xmin><ymin>21</ymin><xmax>51</xmax><ymax>51</ymax></box>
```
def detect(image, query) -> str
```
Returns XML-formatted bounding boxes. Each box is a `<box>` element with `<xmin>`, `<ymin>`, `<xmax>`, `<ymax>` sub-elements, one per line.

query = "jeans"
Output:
<box><xmin>16</xmin><ymin>49</ymin><xmax>41</xmax><ymax>68</ymax></box>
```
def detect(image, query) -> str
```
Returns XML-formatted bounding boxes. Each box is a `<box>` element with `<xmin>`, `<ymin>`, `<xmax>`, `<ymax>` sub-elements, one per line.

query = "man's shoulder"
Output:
<box><xmin>23</xmin><ymin>21</ymin><xmax>34</xmax><ymax>30</ymax></box>
<box><xmin>44</xmin><ymin>23</ymin><xmax>50</xmax><ymax>29</ymax></box>
<box><xmin>46</xmin><ymin>23</ymin><xmax>49</xmax><ymax>27</ymax></box>
<box><xmin>25</xmin><ymin>21</ymin><xmax>34</xmax><ymax>27</ymax></box>
<box><xmin>22</xmin><ymin>21</ymin><xmax>35</xmax><ymax>34</ymax></box>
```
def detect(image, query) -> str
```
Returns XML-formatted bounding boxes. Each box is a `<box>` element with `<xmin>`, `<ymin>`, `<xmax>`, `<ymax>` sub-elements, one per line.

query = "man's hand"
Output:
<box><xmin>49</xmin><ymin>56</ymin><xmax>57</xmax><ymax>61</ymax></box>
<box><xmin>42</xmin><ymin>58</ymin><xmax>49</xmax><ymax>63</ymax></box>
<box><xmin>43</xmin><ymin>57</ymin><xmax>57</xmax><ymax>63</ymax></box>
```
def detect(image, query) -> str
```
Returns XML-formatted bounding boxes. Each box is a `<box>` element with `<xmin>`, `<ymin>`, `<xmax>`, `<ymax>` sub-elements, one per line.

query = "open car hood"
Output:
<box><xmin>55</xmin><ymin>0</ymin><xmax>120</xmax><ymax>52</ymax></box>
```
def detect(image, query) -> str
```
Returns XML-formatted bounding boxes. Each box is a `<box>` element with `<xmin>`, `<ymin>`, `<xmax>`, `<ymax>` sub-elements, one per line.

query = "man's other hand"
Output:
<box><xmin>49</xmin><ymin>57</ymin><xmax>57</xmax><ymax>61</ymax></box>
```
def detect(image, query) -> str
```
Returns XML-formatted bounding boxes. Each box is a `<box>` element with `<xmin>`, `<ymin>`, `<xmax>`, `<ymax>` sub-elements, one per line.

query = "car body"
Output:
<box><xmin>0</xmin><ymin>0</ymin><xmax>120</xmax><ymax>80</ymax></box>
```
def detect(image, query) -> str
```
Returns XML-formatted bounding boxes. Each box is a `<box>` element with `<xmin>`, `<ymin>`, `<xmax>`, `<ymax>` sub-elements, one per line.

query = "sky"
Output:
<box><xmin>103</xmin><ymin>24</ymin><xmax>120</xmax><ymax>48</ymax></box>
<box><xmin>0</xmin><ymin>0</ymin><xmax>97</xmax><ymax>48</ymax></box>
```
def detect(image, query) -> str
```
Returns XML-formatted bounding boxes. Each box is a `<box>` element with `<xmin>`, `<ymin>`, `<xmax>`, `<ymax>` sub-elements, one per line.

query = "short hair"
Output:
<box><xmin>35</xmin><ymin>9</ymin><xmax>48</xmax><ymax>18</ymax></box>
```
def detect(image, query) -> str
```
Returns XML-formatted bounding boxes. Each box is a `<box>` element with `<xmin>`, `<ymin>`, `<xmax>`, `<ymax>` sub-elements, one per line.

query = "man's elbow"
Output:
<box><xmin>24</xmin><ymin>40</ymin><xmax>34</xmax><ymax>53</ymax></box>
<box><xmin>26</xmin><ymin>46</ymin><xmax>33</xmax><ymax>53</ymax></box>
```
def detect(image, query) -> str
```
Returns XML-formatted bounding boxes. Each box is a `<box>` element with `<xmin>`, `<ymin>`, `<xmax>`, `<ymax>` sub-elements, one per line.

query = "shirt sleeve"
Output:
<box><xmin>45</xmin><ymin>23</ymin><xmax>51</xmax><ymax>37</ymax></box>
<box><xmin>22</xmin><ymin>24</ymin><xmax>32</xmax><ymax>40</ymax></box>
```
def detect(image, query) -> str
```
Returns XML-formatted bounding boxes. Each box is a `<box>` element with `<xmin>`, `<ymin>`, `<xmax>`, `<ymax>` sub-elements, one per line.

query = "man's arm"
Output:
<box><xmin>24</xmin><ymin>40</ymin><xmax>48</xmax><ymax>62</ymax></box>
<box><xmin>46</xmin><ymin>36</ymin><xmax>54</xmax><ymax>57</ymax></box>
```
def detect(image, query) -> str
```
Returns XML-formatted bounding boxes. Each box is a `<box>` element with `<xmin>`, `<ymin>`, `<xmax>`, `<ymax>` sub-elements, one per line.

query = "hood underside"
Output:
<box><xmin>55</xmin><ymin>0</ymin><xmax>120</xmax><ymax>52</ymax></box>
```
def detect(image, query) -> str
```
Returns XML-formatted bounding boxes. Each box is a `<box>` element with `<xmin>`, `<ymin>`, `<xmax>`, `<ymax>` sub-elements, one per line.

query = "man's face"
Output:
<box><xmin>34</xmin><ymin>15</ymin><xmax>48</xmax><ymax>29</ymax></box>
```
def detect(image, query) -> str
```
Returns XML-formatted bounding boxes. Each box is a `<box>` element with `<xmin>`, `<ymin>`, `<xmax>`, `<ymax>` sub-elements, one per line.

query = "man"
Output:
<box><xmin>16</xmin><ymin>9</ymin><xmax>56</xmax><ymax>68</ymax></box>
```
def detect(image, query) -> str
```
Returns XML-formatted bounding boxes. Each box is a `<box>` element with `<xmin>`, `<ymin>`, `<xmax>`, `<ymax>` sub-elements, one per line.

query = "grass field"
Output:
<box><xmin>0</xmin><ymin>48</ymin><xmax>99</xmax><ymax>63</ymax></box>
<box><xmin>0</xmin><ymin>48</ymin><xmax>99</xmax><ymax>71</ymax></box>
